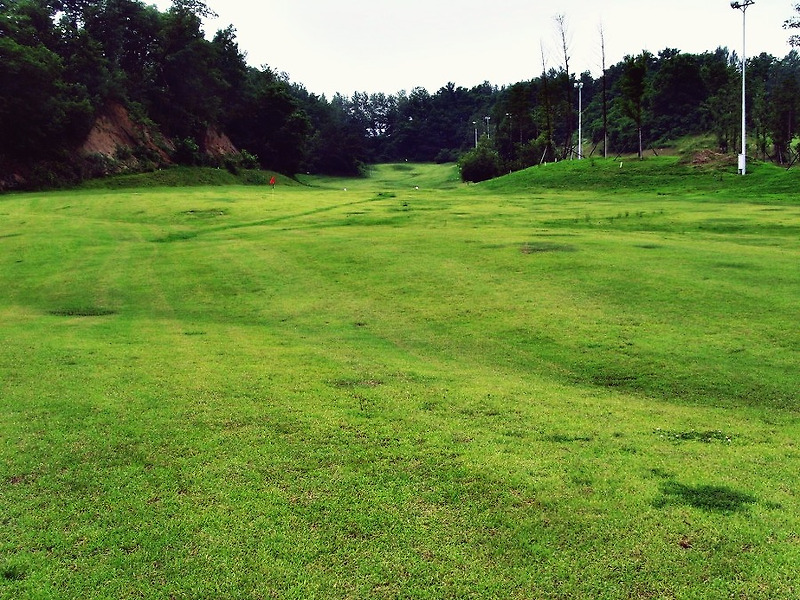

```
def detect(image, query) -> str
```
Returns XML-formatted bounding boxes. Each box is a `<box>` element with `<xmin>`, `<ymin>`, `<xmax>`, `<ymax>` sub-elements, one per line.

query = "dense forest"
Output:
<box><xmin>2</xmin><ymin>0</ymin><xmax>800</xmax><ymax>188</ymax></box>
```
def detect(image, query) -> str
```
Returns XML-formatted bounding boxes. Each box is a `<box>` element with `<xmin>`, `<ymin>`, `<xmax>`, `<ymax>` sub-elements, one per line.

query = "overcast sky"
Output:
<box><xmin>152</xmin><ymin>0</ymin><xmax>798</xmax><ymax>97</ymax></box>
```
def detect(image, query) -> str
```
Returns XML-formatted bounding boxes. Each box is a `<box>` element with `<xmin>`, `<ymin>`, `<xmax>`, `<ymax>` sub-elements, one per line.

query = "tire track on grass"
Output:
<box><xmin>152</xmin><ymin>195</ymin><xmax>387</xmax><ymax>243</ymax></box>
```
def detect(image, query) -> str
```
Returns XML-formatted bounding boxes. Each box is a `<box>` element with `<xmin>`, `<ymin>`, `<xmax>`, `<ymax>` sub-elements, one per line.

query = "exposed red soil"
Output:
<box><xmin>81</xmin><ymin>102</ymin><xmax>173</xmax><ymax>162</ymax></box>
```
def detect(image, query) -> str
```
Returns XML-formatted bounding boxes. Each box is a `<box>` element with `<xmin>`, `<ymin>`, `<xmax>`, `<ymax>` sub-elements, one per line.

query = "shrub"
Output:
<box><xmin>173</xmin><ymin>137</ymin><xmax>201</xmax><ymax>165</ymax></box>
<box><xmin>240</xmin><ymin>150</ymin><xmax>260</xmax><ymax>169</ymax></box>
<box><xmin>458</xmin><ymin>142</ymin><xmax>503</xmax><ymax>182</ymax></box>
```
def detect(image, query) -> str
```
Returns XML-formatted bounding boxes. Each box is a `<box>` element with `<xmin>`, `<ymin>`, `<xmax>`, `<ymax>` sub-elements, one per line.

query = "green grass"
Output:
<box><xmin>77</xmin><ymin>166</ymin><xmax>290</xmax><ymax>189</ymax></box>
<box><xmin>1</xmin><ymin>158</ymin><xmax>799</xmax><ymax>598</ymax></box>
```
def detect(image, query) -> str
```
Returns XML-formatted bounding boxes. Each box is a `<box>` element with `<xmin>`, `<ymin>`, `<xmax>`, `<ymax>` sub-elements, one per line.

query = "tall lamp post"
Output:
<box><xmin>484</xmin><ymin>116</ymin><xmax>491</xmax><ymax>140</ymax></box>
<box><xmin>472</xmin><ymin>121</ymin><xmax>478</xmax><ymax>148</ymax></box>
<box><xmin>731</xmin><ymin>0</ymin><xmax>754</xmax><ymax>175</ymax></box>
<box><xmin>574</xmin><ymin>82</ymin><xmax>583</xmax><ymax>160</ymax></box>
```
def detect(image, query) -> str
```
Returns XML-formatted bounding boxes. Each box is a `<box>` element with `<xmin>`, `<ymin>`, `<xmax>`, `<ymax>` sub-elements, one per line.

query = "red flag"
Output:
<box><xmin>269</xmin><ymin>176</ymin><xmax>276</xmax><ymax>187</ymax></box>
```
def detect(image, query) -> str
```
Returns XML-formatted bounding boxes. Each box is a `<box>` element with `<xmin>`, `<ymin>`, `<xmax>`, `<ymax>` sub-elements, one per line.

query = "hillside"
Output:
<box><xmin>483</xmin><ymin>153</ymin><xmax>800</xmax><ymax>197</ymax></box>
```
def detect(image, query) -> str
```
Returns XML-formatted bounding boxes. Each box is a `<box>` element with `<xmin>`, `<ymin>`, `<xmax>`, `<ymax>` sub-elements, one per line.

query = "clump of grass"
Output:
<box><xmin>519</xmin><ymin>242</ymin><xmax>577</xmax><ymax>254</ymax></box>
<box><xmin>2</xmin><ymin>564</ymin><xmax>27</xmax><ymax>582</ymax></box>
<box><xmin>48</xmin><ymin>307</ymin><xmax>117</xmax><ymax>317</ymax></box>
<box><xmin>654</xmin><ymin>429</ymin><xmax>733</xmax><ymax>443</ymax></box>
<box><xmin>181</xmin><ymin>208</ymin><xmax>228</xmax><ymax>219</ymax></box>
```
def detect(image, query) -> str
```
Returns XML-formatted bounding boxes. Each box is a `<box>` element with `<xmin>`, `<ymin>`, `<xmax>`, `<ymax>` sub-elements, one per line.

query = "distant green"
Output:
<box><xmin>1</xmin><ymin>159</ymin><xmax>798</xmax><ymax>599</ymax></box>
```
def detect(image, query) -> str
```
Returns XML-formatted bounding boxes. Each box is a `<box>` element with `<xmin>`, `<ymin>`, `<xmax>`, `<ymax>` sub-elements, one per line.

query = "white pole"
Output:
<box><xmin>579</xmin><ymin>84</ymin><xmax>583</xmax><ymax>159</ymax></box>
<box><xmin>573</xmin><ymin>82</ymin><xmax>583</xmax><ymax>159</ymax></box>
<box><xmin>741</xmin><ymin>5</ymin><xmax>747</xmax><ymax>174</ymax></box>
<box><xmin>731</xmin><ymin>1</ymin><xmax>754</xmax><ymax>174</ymax></box>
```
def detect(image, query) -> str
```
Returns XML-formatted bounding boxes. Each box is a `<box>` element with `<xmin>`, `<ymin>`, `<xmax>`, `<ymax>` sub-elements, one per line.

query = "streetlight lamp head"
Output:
<box><xmin>731</xmin><ymin>1</ymin><xmax>739</xmax><ymax>8</ymax></box>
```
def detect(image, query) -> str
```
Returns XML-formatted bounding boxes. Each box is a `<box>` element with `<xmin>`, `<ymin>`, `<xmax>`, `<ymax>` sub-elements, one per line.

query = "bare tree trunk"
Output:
<box><xmin>540</xmin><ymin>41</ymin><xmax>554</xmax><ymax>164</ymax></box>
<box><xmin>554</xmin><ymin>14</ymin><xmax>573</xmax><ymax>160</ymax></box>
<box><xmin>600</xmin><ymin>22</ymin><xmax>608</xmax><ymax>158</ymax></box>
<box><xmin>555</xmin><ymin>14</ymin><xmax>571</xmax><ymax>79</ymax></box>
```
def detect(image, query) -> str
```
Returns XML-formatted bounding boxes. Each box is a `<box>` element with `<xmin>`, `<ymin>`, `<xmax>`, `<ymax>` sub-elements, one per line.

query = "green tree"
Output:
<box><xmin>700</xmin><ymin>48</ymin><xmax>740</xmax><ymax>153</ymax></box>
<box><xmin>227</xmin><ymin>68</ymin><xmax>310</xmax><ymax>174</ymax></box>
<box><xmin>151</xmin><ymin>0</ymin><xmax>225</xmax><ymax>139</ymax></box>
<box><xmin>0</xmin><ymin>0</ymin><xmax>93</xmax><ymax>161</ymax></box>
<box><xmin>83</xmin><ymin>0</ymin><xmax>163</xmax><ymax>105</ymax></box>
<box><xmin>753</xmin><ymin>51</ymin><xmax>800</xmax><ymax>163</ymax></box>
<box><xmin>650</xmin><ymin>49</ymin><xmax>707</xmax><ymax>141</ymax></box>
<box><xmin>617</xmin><ymin>52</ymin><xmax>651</xmax><ymax>159</ymax></box>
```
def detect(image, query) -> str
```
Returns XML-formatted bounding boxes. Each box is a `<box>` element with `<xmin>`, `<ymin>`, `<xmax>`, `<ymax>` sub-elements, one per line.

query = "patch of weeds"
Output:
<box><xmin>376</xmin><ymin>192</ymin><xmax>396</xmax><ymax>198</ymax></box>
<box><xmin>2</xmin><ymin>564</ymin><xmax>27</xmax><ymax>582</ymax></box>
<box><xmin>543</xmin><ymin>433</ymin><xmax>594</xmax><ymax>443</ymax></box>
<box><xmin>654</xmin><ymin>429</ymin><xmax>733</xmax><ymax>443</ymax></box>
<box><xmin>590</xmin><ymin>370</ymin><xmax>637</xmax><ymax>388</ymax></box>
<box><xmin>648</xmin><ymin>468</ymin><xmax>675</xmax><ymax>479</ymax></box>
<box><xmin>654</xmin><ymin>481</ymin><xmax>757</xmax><ymax>513</ymax></box>
<box><xmin>7</xmin><ymin>473</ymin><xmax>34</xmax><ymax>485</ymax></box>
<box><xmin>713</xmin><ymin>262</ymin><xmax>752</xmax><ymax>270</ymax></box>
<box><xmin>331</xmin><ymin>378</ymin><xmax>383</xmax><ymax>389</ymax></box>
<box><xmin>49</xmin><ymin>307</ymin><xmax>117</xmax><ymax>317</ymax></box>
<box><xmin>182</xmin><ymin>208</ymin><xmax>228</xmax><ymax>219</ymax></box>
<box><xmin>152</xmin><ymin>231</ymin><xmax>199</xmax><ymax>243</ymax></box>
<box><xmin>502</xmin><ymin>428</ymin><xmax>527</xmax><ymax>439</ymax></box>
<box><xmin>520</xmin><ymin>242</ymin><xmax>577</xmax><ymax>254</ymax></box>
<box><xmin>420</xmin><ymin>400</ymin><xmax>439</xmax><ymax>412</ymax></box>
<box><xmin>458</xmin><ymin>401</ymin><xmax>502</xmax><ymax>418</ymax></box>
<box><xmin>354</xmin><ymin>393</ymin><xmax>375</xmax><ymax>414</ymax></box>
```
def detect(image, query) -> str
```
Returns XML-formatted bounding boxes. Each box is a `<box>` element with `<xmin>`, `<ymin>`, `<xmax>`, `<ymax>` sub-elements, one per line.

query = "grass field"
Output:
<box><xmin>1</xmin><ymin>158</ymin><xmax>798</xmax><ymax>598</ymax></box>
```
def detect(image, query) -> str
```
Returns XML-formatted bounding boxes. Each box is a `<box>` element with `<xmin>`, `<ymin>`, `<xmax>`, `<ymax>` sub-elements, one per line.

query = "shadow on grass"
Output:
<box><xmin>654</xmin><ymin>481</ymin><xmax>757</xmax><ymax>513</ymax></box>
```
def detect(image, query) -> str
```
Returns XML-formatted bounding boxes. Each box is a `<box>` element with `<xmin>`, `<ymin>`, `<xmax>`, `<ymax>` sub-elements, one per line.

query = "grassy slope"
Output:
<box><xmin>0</xmin><ymin>159</ymin><xmax>798</xmax><ymax>599</ymax></box>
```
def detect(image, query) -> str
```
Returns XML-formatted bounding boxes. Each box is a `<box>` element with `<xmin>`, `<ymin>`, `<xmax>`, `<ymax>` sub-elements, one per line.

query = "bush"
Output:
<box><xmin>173</xmin><ymin>137</ymin><xmax>201</xmax><ymax>165</ymax></box>
<box><xmin>458</xmin><ymin>142</ymin><xmax>503</xmax><ymax>182</ymax></box>
<box><xmin>240</xmin><ymin>150</ymin><xmax>260</xmax><ymax>169</ymax></box>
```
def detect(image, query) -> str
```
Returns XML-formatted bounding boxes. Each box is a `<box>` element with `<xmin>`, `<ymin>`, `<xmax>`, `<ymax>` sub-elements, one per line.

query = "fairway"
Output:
<box><xmin>1</xmin><ymin>160</ymin><xmax>799</xmax><ymax>599</ymax></box>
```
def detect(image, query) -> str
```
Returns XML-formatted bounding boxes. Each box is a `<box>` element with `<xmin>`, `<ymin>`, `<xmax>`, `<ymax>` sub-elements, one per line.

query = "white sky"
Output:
<box><xmin>151</xmin><ymin>0</ymin><xmax>798</xmax><ymax>97</ymax></box>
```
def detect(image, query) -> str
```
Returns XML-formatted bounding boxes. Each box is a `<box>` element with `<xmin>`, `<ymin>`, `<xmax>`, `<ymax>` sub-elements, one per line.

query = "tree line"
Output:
<box><xmin>2</xmin><ymin>0</ymin><xmax>800</xmax><ymax>187</ymax></box>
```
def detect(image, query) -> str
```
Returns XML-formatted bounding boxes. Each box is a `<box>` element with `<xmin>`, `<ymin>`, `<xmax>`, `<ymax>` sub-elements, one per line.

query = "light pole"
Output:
<box><xmin>731</xmin><ymin>0</ymin><xmax>754</xmax><ymax>175</ymax></box>
<box><xmin>574</xmin><ymin>82</ymin><xmax>583</xmax><ymax>160</ymax></box>
<box><xmin>473</xmin><ymin>121</ymin><xmax>478</xmax><ymax>148</ymax></box>
<box><xmin>484</xmin><ymin>116</ymin><xmax>491</xmax><ymax>139</ymax></box>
